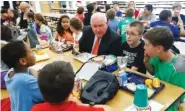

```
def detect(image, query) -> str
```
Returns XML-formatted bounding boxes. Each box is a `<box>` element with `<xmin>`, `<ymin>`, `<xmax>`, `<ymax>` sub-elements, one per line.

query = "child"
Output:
<box><xmin>150</xmin><ymin>10</ymin><xmax>185</xmax><ymax>39</ymax></box>
<box><xmin>27</xmin><ymin>12</ymin><xmax>37</xmax><ymax>32</ymax></box>
<box><xmin>31</xmin><ymin>61</ymin><xmax>114</xmax><ymax>111</ymax></box>
<box><xmin>127</xmin><ymin>1</ymin><xmax>139</xmax><ymax>19</ymax></box>
<box><xmin>106</xmin><ymin>9</ymin><xmax>119</xmax><ymax>32</ymax></box>
<box><xmin>172</xmin><ymin>2</ymin><xmax>185</xmax><ymax>28</ymax></box>
<box><xmin>55</xmin><ymin>15</ymin><xmax>74</xmax><ymax>43</ymax></box>
<box><xmin>118</xmin><ymin>8</ymin><xmax>135</xmax><ymax>43</ymax></box>
<box><xmin>75</xmin><ymin>7</ymin><xmax>84</xmax><ymax>23</ymax></box>
<box><xmin>143</xmin><ymin>27</ymin><xmax>185</xmax><ymax>111</ymax></box>
<box><xmin>70</xmin><ymin>17</ymin><xmax>83</xmax><ymax>41</ymax></box>
<box><xmin>34</xmin><ymin>13</ymin><xmax>52</xmax><ymax>39</ymax></box>
<box><xmin>84</xmin><ymin>3</ymin><xmax>94</xmax><ymax>26</ymax></box>
<box><xmin>26</xmin><ymin>12</ymin><xmax>40</xmax><ymax>48</ymax></box>
<box><xmin>1</xmin><ymin>9</ymin><xmax>9</xmax><ymax>25</ymax></box>
<box><xmin>7</xmin><ymin>9</ymin><xmax>19</xmax><ymax>26</ymax></box>
<box><xmin>119</xmin><ymin>21</ymin><xmax>146</xmax><ymax>73</ymax></box>
<box><xmin>138</xmin><ymin>4</ymin><xmax>156</xmax><ymax>27</ymax></box>
<box><xmin>1</xmin><ymin>41</ymin><xmax>43</xmax><ymax>111</ymax></box>
<box><xmin>113</xmin><ymin>3</ymin><xmax>122</xmax><ymax>19</ymax></box>
<box><xmin>1</xmin><ymin>25</ymin><xmax>13</xmax><ymax>89</ymax></box>
<box><xmin>70</xmin><ymin>17</ymin><xmax>83</xmax><ymax>55</ymax></box>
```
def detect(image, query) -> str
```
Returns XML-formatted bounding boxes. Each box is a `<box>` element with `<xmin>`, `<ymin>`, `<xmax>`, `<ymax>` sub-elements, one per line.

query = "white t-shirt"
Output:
<box><xmin>73</xmin><ymin>31</ymin><xmax>83</xmax><ymax>41</ymax></box>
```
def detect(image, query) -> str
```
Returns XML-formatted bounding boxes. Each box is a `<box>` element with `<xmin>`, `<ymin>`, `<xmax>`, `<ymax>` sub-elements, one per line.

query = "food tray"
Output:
<box><xmin>120</xmin><ymin>72</ymin><xmax>165</xmax><ymax>99</ymax></box>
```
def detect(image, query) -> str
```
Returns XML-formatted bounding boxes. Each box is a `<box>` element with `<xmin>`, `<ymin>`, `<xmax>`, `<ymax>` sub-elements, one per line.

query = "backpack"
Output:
<box><xmin>49</xmin><ymin>40</ymin><xmax>73</xmax><ymax>53</ymax></box>
<box><xmin>80</xmin><ymin>70</ymin><xmax>119</xmax><ymax>104</ymax></box>
<box><xmin>8</xmin><ymin>26</ymin><xmax>21</xmax><ymax>41</ymax></box>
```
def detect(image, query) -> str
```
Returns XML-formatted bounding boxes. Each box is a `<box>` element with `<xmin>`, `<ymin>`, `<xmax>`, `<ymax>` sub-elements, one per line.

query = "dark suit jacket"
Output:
<box><xmin>79</xmin><ymin>26</ymin><xmax>122</xmax><ymax>56</ymax></box>
<box><xmin>19</xmin><ymin>10</ymin><xmax>34</xmax><ymax>29</ymax></box>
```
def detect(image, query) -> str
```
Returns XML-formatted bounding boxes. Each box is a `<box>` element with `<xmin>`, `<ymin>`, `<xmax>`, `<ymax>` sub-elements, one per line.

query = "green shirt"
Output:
<box><xmin>118</xmin><ymin>17</ymin><xmax>135</xmax><ymax>43</ymax></box>
<box><xmin>149</xmin><ymin>55</ymin><xmax>185</xmax><ymax>111</ymax></box>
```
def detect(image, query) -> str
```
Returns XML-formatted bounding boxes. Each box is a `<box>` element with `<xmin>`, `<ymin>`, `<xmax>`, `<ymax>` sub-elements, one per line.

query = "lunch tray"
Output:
<box><xmin>120</xmin><ymin>72</ymin><xmax>165</xmax><ymax>99</ymax></box>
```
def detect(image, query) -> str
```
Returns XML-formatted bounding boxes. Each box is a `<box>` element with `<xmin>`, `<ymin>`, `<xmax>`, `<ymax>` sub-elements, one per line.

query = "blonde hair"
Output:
<box><xmin>19</xmin><ymin>2</ymin><xmax>29</xmax><ymax>9</ymax></box>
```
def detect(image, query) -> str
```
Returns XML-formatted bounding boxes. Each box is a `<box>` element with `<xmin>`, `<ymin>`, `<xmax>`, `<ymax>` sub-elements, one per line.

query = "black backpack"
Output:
<box><xmin>80</xmin><ymin>70</ymin><xmax>119</xmax><ymax>104</ymax></box>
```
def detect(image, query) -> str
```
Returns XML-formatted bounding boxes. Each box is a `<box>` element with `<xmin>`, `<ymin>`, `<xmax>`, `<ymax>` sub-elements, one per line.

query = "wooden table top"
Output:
<box><xmin>1</xmin><ymin>48</ymin><xmax>185</xmax><ymax>111</ymax></box>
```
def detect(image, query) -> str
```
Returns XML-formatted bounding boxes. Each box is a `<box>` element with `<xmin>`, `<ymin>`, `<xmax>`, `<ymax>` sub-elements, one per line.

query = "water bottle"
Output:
<box><xmin>36</xmin><ymin>44</ymin><xmax>41</xmax><ymax>50</ymax></box>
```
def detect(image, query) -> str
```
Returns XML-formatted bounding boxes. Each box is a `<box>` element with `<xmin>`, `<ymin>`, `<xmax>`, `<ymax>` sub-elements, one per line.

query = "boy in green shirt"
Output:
<box><xmin>143</xmin><ymin>27</ymin><xmax>185</xmax><ymax>111</ymax></box>
<box><xmin>118</xmin><ymin>8</ymin><xmax>135</xmax><ymax>43</ymax></box>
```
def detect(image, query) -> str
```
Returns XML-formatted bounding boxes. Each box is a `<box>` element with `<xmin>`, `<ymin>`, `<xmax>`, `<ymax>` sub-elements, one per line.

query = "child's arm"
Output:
<box><xmin>27</xmin><ymin>77</ymin><xmax>44</xmax><ymax>102</ymax></box>
<box><xmin>68</xmin><ymin>96</ymin><xmax>116</xmax><ymax>111</ymax></box>
<box><xmin>144</xmin><ymin>53</ymin><xmax>153</xmax><ymax>74</ymax></box>
<box><xmin>93</xmin><ymin>105</ymin><xmax>116</xmax><ymax>111</ymax></box>
<box><xmin>131</xmin><ymin>66</ymin><xmax>138</xmax><ymax>71</ymax></box>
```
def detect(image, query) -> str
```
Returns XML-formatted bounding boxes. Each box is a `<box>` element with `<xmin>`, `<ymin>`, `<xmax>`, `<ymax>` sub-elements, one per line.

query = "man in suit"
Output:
<box><xmin>79</xmin><ymin>12</ymin><xmax>122</xmax><ymax>56</ymax></box>
<box><xmin>19</xmin><ymin>2</ymin><xmax>34</xmax><ymax>29</ymax></box>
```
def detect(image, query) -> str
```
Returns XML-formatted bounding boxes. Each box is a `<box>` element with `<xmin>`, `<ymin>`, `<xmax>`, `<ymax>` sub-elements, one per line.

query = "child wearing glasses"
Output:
<box><xmin>119</xmin><ymin>21</ymin><xmax>146</xmax><ymax>74</ymax></box>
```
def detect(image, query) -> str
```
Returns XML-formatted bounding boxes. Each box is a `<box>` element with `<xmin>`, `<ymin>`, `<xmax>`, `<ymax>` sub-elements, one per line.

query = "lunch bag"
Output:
<box><xmin>80</xmin><ymin>70</ymin><xmax>119</xmax><ymax>104</ymax></box>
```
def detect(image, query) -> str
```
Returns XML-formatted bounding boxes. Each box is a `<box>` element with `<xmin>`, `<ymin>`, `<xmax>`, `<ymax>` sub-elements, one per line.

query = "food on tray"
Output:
<box><xmin>39</xmin><ymin>40</ymin><xmax>49</xmax><ymax>48</ymax></box>
<box><xmin>35</xmin><ymin>50</ymin><xmax>44</xmax><ymax>55</ymax></box>
<box><xmin>147</xmin><ymin>88</ymin><xmax>154</xmax><ymax>97</ymax></box>
<box><xmin>126</xmin><ymin>83</ymin><xmax>136</xmax><ymax>91</ymax></box>
<box><xmin>92</xmin><ymin>56</ymin><xmax>104</xmax><ymax>62</ymax></box>
<box><xmin>153</xmin><ymin>78</ymin><xmax>160</xmax><ymax>88</ymax></box>
<box><xmin>145</xmin><ymin>79</ymin><xmax>153</xmax><ymax>89</ymax></box>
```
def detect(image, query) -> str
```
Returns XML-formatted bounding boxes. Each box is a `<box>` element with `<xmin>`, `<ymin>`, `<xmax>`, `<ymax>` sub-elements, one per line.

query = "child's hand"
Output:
<box><xmin>68</xmin><ymin>96</ymin><xmax>81</xmax><ymax>104</ymax></box>
<box><xmin>144</xmin><ymin>52</ymin><xmax>150</xmax><ymax>64</ymax></box>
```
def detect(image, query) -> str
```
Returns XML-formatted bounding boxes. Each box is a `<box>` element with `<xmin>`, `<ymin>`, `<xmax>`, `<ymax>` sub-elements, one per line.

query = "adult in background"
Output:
<box><xmin>172</xmin><ymin>2</ymin><xmax>185</xmax><ymax>29</ymax></box>
<box><xmin>79</xmin><ymin>12</ymin><xmax>122</xmax><ymax>56</ymax></box>
<box><xmin>19</xmin><ymin>2</ymin><xmax>34</xmax><ymax>29</ymax></box>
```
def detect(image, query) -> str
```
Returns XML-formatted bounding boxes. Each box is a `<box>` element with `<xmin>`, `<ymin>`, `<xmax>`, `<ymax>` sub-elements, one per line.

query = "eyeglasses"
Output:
<box><xmin>174</xmin><ymin>7</ymin><xmax>182</xmax><ymax>10</ymax></box>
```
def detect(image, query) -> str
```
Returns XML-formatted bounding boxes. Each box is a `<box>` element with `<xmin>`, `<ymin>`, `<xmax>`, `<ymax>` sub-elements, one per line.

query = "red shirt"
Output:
<box><xmin>75</xmin><ymin>14</ymin><xmax>84</xmax><ymax>23</ymax></box>
<box><xmin>134</xmin><ymin>9</ymin><xmax>139</xmax><ymax>18</ymax></box>
<box><xmin>31</xmin><ymin>101</ymin><xmax>104</xmax><ymax>111</ymax></box>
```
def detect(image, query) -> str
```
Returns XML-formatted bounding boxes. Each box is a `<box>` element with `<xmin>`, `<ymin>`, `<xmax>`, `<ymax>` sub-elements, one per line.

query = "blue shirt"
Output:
<box><xmin>116</xmin><ymin>11</ymin><xmax>123</xmax><ymax>17</ymax></box>
<box><xmin>108</xmin><ymin>19</ymin><xmax>119</xmax><ymax>32</ymax></box>
<box><xmin>150</xmin><ymin>21</ymin><xmax>180</xmax><ymax>39</ymax></box>
<box><xmin>4</xmin><ymin>69</ymin><xmax>43</xmax><ymax>111</ymax></box>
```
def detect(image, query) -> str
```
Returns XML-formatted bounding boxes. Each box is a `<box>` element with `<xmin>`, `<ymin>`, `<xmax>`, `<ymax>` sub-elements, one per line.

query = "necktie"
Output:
<box><xmin>92</xmin><ymin>37</ymin><xmax>100</xmax><ymax>55</ymax></box>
